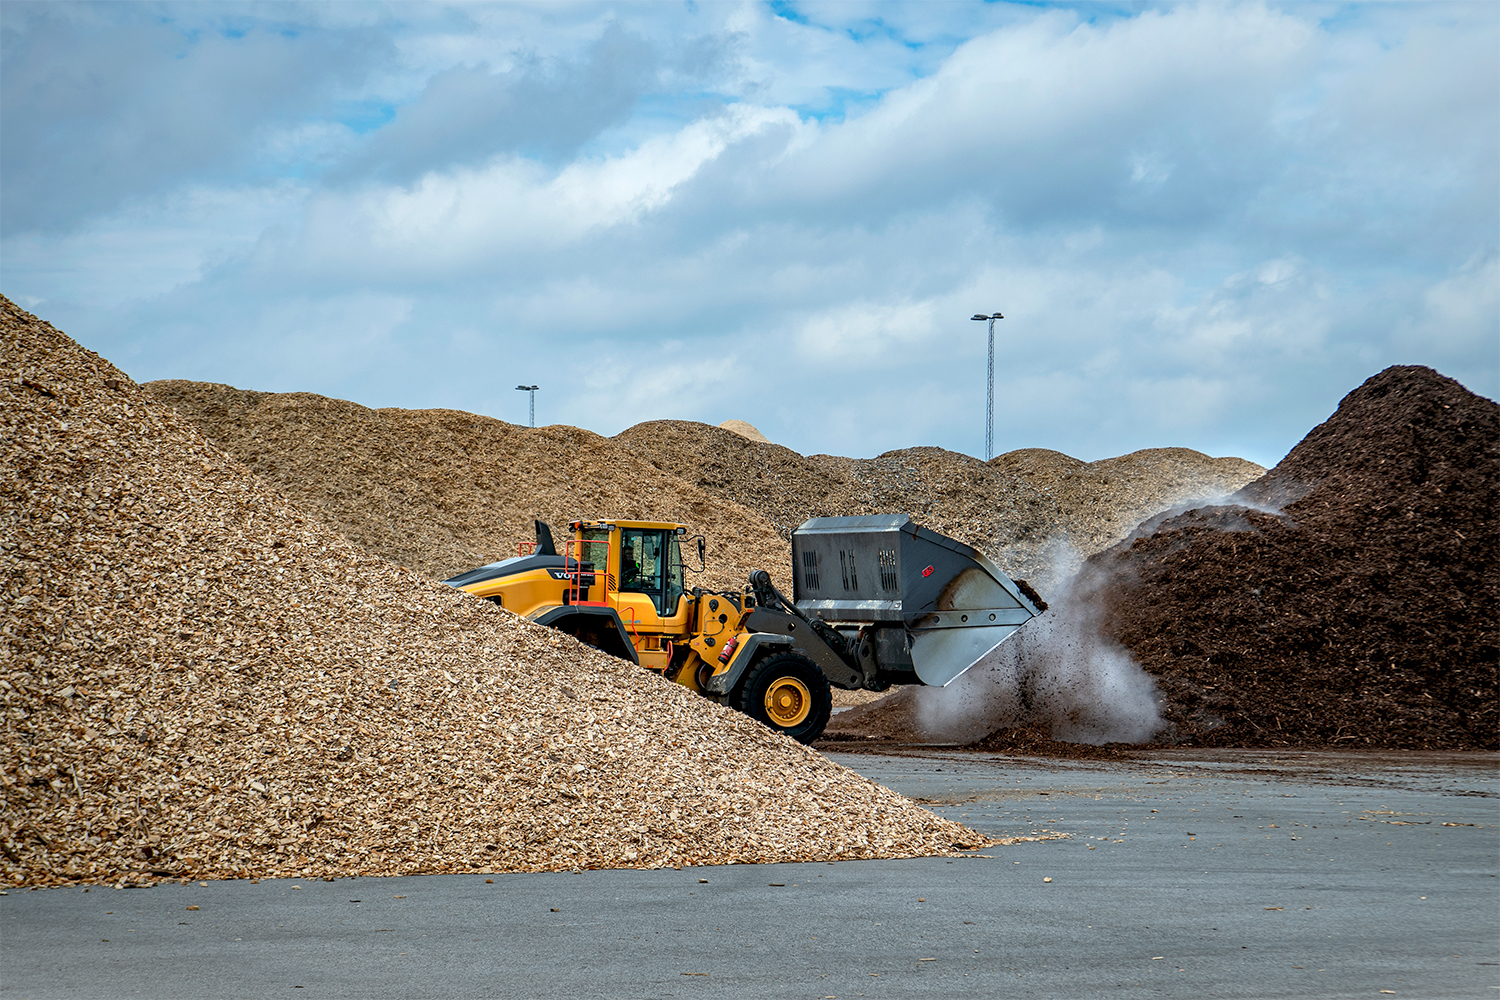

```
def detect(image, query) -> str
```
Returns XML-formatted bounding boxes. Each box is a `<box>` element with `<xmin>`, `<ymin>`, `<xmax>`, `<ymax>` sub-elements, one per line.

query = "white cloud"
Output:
<box><xmin>3</xmin><ymin>1</ymin><xmax>1495</xmax><ymax>472</ymax></box>
<box><xmin>1</xmin><ymin>182</ymin><xmax>308</xmax><ymax>311</ymax></box>
<box><xmin>1393</xmin><ymin>254</ymin><xmax>1500</xmax><ymax>360</ymax></box>
<box><xmin>279</xmin><ymin>102</ymin><xmax>799</xmax><ymax>280</ymax></box>
<box><xmin>795</xmin><ymin>299</ymin><xmax>941</xmax><ymax>363</ymax></box>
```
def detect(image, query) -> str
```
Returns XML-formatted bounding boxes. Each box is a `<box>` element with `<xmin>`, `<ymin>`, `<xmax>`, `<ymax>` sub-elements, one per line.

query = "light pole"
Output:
<box><xmin>969</xmin><ymin>312</ymin><xmax>1004</xmax><ymax>460</ymax></box>
<box><xmin>515</xmin><ymin>384</ymin><xmax>539</xmax><ymax>427</ymax></box>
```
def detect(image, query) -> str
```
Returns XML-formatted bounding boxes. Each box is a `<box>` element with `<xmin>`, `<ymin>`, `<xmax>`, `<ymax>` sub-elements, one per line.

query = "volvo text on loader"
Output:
<box><xmin>444</xmin><ymin>515</ymin><xmax>1045</xmax><ymax>743</ymax></box>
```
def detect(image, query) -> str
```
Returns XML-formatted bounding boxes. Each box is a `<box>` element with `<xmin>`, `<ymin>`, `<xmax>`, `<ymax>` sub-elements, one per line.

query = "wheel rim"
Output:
<box><xmin>764</xmin><ymin>676</ymin><xmax>812</xmax><ymax>727</ymax></box>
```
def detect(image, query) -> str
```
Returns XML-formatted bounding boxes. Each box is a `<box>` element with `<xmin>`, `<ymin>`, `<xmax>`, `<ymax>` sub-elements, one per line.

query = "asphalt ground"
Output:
<box><xmin>3</xmin><ymin>750</ymin><xmax>1496</xmax><ymax>999</ymax></box>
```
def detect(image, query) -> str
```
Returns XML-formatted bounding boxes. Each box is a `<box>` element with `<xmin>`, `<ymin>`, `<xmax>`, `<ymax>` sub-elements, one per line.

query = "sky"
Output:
<box><xmin>2</xmin><ymin>1</ymin><xmax>1496</xmax><ymax>468</ymax></box>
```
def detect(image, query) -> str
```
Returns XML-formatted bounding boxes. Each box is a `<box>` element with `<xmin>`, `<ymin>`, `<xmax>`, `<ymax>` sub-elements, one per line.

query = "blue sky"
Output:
<box><xmin>2</xmin><ymin>1</ymin><xmax>1495</xmax><ymax>467</ymax></box>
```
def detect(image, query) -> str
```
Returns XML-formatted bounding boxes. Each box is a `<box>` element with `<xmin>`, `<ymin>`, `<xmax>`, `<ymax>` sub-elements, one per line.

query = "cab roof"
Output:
<box><xmin>569</xmin><ymin>519</ymin><xmax>688</xmax><ymax>532</ymax></box>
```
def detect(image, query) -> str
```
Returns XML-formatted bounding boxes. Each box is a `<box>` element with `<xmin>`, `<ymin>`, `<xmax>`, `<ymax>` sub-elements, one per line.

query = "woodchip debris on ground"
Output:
<box><xmin>1</xmin><ymin>296</ymin><xmax>989</xmax><ymax>889</ymax></box>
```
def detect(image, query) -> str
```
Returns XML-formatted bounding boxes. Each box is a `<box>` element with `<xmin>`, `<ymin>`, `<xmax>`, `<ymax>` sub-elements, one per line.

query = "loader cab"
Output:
<box><xmin>570</xmin><ymin>519</ymin><xmax>691</xmax><ymax>626</ymax></box>
<box><xmin>620</xmin><ymin>526</ymin><xmax>686</xmax><ymax>617</ymax></box>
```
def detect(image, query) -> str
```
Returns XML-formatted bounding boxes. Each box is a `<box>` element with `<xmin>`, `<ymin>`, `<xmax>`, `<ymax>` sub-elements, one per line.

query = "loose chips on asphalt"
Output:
<box><xmin>1</xmin><ymin>297</ymin><xmax>987</xmax><ymax>888</ymax></box>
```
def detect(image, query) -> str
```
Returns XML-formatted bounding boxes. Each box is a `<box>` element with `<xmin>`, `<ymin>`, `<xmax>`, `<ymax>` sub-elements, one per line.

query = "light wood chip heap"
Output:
<box><xmin>1</xmin><ymin>297</ymin><xmax>988</xmax><ymax>888</ymax></box>
<box><xmin>718</xmin><ymin>419</ymin><xmax>770</xmax><ymax>443</ymax></box>
<box><xmin>616</xmin><ymin>422</ymin><xmax>1263</xmax><ymax>595</ymax></box>
<box><xmin>146</xmin><ymin>397</ymin><xmax>1260</xmax><ymax>605</ymax></box>
<box><xmin>145</xmin><ymin>383</ymin><xmax>790</xmax><ymax>594</ymax></box>
<box><xmin>988</xmin><ymin>446</ymin><xmax>1267</xmax><ymax>555</ymax></box>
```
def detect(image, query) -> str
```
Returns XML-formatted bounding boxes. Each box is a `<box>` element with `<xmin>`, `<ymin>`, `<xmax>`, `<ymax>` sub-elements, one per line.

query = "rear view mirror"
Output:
<box><xmin>696</xmin><ymin>536</ymin><xmax>707</xmax><ymax>570</ymax></box>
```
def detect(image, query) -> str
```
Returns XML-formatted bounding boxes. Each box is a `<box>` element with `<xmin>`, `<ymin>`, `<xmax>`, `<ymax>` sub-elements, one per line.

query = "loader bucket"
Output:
<box><xmin>791</xmin><ymin>514</ymin><xmax>1042</xmax><ymax>687</ymax></box>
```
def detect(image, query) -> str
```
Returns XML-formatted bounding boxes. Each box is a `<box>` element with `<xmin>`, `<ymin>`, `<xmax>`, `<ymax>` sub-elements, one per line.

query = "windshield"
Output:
<box><xmin>621</xmin><ymin>529</ymin><xmax>665</xmax><ymax>597</ymax></box>
<box><xmin>620</xmin><ymin>528</ymin><xmax>684</xmax><ymax>616</ymax></box>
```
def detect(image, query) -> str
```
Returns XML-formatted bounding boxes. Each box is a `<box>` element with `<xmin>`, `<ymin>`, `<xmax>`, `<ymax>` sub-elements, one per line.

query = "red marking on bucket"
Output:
<box><xmin>922</xmin><ymin>565</ymin><xmax>934</xmax><ymax>577</ymax></box>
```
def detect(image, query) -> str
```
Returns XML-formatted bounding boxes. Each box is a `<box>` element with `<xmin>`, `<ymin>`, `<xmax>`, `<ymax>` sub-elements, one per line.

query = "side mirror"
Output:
<box><xmin>697</xmin><ymin>536</ymin><xmax>706</xmax><ymax>562</ymax></box>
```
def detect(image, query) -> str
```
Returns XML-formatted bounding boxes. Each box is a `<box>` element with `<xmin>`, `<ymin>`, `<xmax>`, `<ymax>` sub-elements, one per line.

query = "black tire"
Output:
<box><xmin>733</xmin><ymin>651</ymin><xmax>832</xmax><ymax>744</ymax></box>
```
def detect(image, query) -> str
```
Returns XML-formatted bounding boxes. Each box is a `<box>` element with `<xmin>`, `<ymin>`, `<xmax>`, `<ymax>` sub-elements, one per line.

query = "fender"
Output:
<box><xmin>532</xmin><ymin>605</ymin><xmax>640</xmax><ymax>665</ymax></box>
<box><xmin>703</xmin><ymin>633</ymin><xmax>794</xmax><ymax>696</ymax></box>
<box><xmin>743</xmin><ymin>607</ymin><xmax>864</xmax><ymax>689</ymax></box>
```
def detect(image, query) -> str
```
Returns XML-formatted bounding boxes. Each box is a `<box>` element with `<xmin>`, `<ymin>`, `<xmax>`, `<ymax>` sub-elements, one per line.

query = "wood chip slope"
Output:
<box><xmin>1</xmin><ymin>297</ymin><xmax>986</xmax><ymax>888</ymax></box>
<box><xmin>145</xmin><ymin>382</ymin><xmax>790</xmax><ymax>593</ymax></box>
<box><xmin>616</xmin><ymin>421</ymin><xmax>1263</xmax><ymax>596</ymax></box>
<box><xmin>1095</xmin><ymin>365</ymin><xmax>1499</xmax><ymax>750</ymax></box>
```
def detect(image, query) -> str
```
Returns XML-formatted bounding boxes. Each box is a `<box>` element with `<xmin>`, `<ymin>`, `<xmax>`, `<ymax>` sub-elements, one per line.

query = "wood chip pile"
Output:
<box><xmin>1</xmin><ymin>297</ymin><xmax>987</xmax><ymax>889</ymax></box>
<box><xmin>145</xmin><ymin>382</ymin><xmax>789</xmax><ymax>594</ymax></box>
<box><xmin>149</xmin><ymin>394</ymin><xmax>1260</xmax><ymax>608</ymax></box>
<box><xmin>718</xmin><ymin>419</ymin><xmax>770</xmax><ymax>443</ymax></box>
<box><xmin>616</xmin><ymin>421</ymin><xmax>1263</xmax><ymax>596</ymax></box>
<box><xmin>989</xmin><ymin>447</ymin><xmax>1267</xmax><ymax>575</ymax></box>
<box><xmin>1094</xmin><ymin>365</ymin><xmax>1498</xmax><ymax>750</ymax></box>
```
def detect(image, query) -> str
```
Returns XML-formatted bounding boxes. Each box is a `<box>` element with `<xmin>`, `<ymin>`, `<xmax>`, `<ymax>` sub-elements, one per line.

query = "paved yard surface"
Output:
<box><xmin>3</xmin><ymin>750</ymin><xmax>1495</xmax><ymax>999</ymax></box>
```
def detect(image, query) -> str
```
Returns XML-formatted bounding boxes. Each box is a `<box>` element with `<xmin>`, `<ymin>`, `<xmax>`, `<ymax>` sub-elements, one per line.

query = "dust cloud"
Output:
<box><xmin>919</xmin><ymin>487</ymin><xmax>1298</xmax><ymax>745</ymax></box>
<box><xmin>914</xmin><ymin>544</ymin><xmax>1166</xmax><ymax>746</ymax></box>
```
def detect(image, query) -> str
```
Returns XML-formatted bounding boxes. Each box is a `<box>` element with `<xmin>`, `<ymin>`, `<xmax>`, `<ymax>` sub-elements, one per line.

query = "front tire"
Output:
<box><xmin>733</xmin><ymin>651</ymin><xmax>832</xmax><ymax>744</ymax></box>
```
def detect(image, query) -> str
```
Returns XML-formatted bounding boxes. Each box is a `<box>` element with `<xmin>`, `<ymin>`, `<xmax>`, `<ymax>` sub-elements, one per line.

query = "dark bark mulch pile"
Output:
<box><xmin>1092</xmin><ymin>365</ymin><xmax>1498</xmax><ymax>750</ymax></box>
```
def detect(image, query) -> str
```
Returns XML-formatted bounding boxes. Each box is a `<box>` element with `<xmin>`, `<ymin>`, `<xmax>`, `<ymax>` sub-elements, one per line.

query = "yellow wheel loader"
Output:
<box><xmin>444</xmin><ymin>515</ymin><xmax>1045</xmax><ymax>743</ymax></box>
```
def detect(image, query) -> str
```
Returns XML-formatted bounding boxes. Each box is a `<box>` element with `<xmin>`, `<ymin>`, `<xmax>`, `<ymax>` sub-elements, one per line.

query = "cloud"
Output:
<box><xmin>765</xmin><ymin>4</ymin><xmax>1319</xmax><ymax>226</ymax></box>
<box><xmin>340</xmin><ymin>22</ymin><xmax>657</xmax><ymax>183</ymax></box>
<box><xmin>0</xmin><ymin>4</ymin><xmax>391</xmax><ymax>235</ymax></box>
<box><xmin>2</xmin><ymin>2</ymin><xmax>1495</xmax><ymax>471</ymax></box>
<box><xmin>1392</xmin><ymin>254</ymin><xmax>1500</xmax><ymax>379</ymax></box>
<box><xmin>794</xmin><ymin>299</ymin><xmax>941</xmax><ymax>363</ymax></box>
<box><xmin>273</xmin><ymin>102</ymin><xmax>799</xmax><ymax>284</ymax></box>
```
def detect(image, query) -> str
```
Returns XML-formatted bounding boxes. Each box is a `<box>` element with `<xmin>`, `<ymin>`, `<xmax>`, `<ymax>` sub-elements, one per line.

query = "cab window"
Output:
<box><xmin>578</xmin><ymin>527</ymin><xmax>610</xmax><ymax>573</ymax></box>
<box><xmin>664</xmin><ymin>536</ymin><xmax>685</xmax><ymax>615</ymax></box>
<box><xmin>620</xmin><ymin>529</ymin><xmax>666</xmax><ymax>609</ymax></box>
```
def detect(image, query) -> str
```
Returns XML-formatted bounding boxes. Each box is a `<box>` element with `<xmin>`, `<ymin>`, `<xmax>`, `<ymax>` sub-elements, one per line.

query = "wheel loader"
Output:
<box><xmin>444</xmin><ymin>514</ymin><xmax>1045</xmax><ymax>743</ymax></box>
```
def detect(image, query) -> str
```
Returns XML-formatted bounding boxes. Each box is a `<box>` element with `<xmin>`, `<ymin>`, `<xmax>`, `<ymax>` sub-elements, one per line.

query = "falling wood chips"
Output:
<box><xmin>0</xmin><ymin>296</ymin><xmax>990</xmax><ymax>888</ymax></box>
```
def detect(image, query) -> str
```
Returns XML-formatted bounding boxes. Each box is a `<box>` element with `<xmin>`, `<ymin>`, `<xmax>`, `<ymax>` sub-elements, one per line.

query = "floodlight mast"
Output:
<box><xmin>969</xmin><ymin>312</ymin><xmax>1004</xmax><ymax>460</ymax></box>
<box><xmin>515</xmin><ymin>384</ymin><xmax>539</xmax><ymax>427</ymax></box>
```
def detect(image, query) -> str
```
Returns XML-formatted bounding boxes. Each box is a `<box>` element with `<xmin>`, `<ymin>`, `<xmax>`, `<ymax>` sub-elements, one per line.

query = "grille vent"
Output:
<box><xmin>840</xmin><ymin>550</ymin><xmax>859</xmax><ymax>591</ymax></box>
<box><xmin>801</xmin><ymin>550</ymin><xmax>820</xmax><ymax>591</ymax></box>
<box><xmin>878</xmin><ymin>549</ymin><xmax>898</xmax><ymax>590</ymax></box>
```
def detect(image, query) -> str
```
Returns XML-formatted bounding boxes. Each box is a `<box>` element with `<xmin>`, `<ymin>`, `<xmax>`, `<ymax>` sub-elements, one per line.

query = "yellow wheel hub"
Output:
<box><xmin>764</xmin><ymin>676</ymin><xmax>812</xmax><ymax>727</ymax></box>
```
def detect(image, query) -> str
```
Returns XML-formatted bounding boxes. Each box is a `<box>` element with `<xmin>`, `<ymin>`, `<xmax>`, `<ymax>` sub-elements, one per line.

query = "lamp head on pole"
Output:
<box><xmin>515</xmin><ymin>384</ymin><xmax>538</xmax><ymax>392</ymax></box>
<box><xmin>970</xmin><ymin>314</ymin><xmax>989</xmax><ymax>321</ymax></box>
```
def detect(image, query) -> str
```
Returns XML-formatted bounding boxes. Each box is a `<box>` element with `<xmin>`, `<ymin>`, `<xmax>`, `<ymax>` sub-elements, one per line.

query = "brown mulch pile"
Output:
<box><xmin>146</xmin><ymin>383</ymin><xmax>790</xmax><ymax>594</ymax></box>
<box><xmin>823</xmin><ymin>716</ymin><xmax>1143</xmax><ymax>762</ymax></box>
<box><xmin>821</xmin><ymin>693</ymin><xmax>1142</xmax><ymax>761</ymax></box>
<box><xmin>1094</xmin><ymin>365</ymin><xmax>1499</xmax><ymax>750</ymax></box>
<box><xmin>0</xmin><ymin>296</ymin><xmax>990</xmax><ymax>888</ymax></box>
